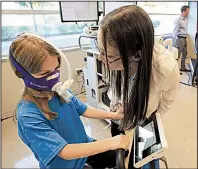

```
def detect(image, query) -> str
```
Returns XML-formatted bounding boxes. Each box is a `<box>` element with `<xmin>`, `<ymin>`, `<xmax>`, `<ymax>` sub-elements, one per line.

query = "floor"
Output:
<box><xmin>2</xmin><ymin>72</ymin><xmax>197</xmax><ymax>168</ymax></box>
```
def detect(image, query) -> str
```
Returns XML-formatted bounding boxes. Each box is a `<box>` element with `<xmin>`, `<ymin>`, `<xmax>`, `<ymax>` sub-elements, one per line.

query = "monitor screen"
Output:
<box><xmin>60</xmin><ymin>2</ymin><xmax>98</xmax><ymax>22</ymax></box>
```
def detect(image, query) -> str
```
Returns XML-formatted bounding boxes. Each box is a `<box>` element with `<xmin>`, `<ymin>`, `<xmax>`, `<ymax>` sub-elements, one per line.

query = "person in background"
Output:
<box><xmin>173</xmin><ymin>5</ymin><xmax>191</xmax><ymax>72</ymax></box>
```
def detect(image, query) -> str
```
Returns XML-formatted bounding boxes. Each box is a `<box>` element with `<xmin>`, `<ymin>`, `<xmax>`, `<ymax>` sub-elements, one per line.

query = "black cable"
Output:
<box><xmin>75</xmin><ymin>22</ymin><xmax>81</xmax><ymax>29</ymax></box>
<box><xmin>179</xmin><ymin>71</ymin><xmax>194</xmax><ymax>87</ymax></box>
<box><xmin>75</xmin><ymin>22</ymin><xmax>86</xmax><ymax>30</ymax></box>
<box><xmin>180</xmin><ymin>81</ymin><xmax>197</xmax><ymax>88</ymax></box>
<box><xmin>74</xmin><ymin>91</ymin><xmax>86</xmax><ymax>96</ymax></box>
<box><xmin>1</xmin><ymin>115</ymin><xmax>13</xmax><ymax>122</ymax></box>
<box><xmin>179</xmin><ymin>81</ymin><xmax>190</xmax><ymax>86</ymax></box>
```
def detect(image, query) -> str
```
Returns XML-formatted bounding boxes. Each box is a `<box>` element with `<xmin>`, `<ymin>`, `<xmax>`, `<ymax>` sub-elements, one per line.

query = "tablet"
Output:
<box><xmin>133</xmin><ymin>113</ymin><xmax>168</xmax><ymax>168</ymax></box>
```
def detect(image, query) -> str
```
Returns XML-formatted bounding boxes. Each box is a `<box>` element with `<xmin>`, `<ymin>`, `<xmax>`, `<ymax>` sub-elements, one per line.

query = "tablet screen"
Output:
<box><xmin>134</xmin><ymin>118</ymin><xmax>162</xmax><ymax>163</ymax></box>
<box><xmin>136</xmin><ymin>121</ymin><xmax>157</xmax><ymax>159</ymax></box>
<box><xmin>140</xmin><ymin>121</ymin><xmax>157</xmax><ymax>150</ymax></box>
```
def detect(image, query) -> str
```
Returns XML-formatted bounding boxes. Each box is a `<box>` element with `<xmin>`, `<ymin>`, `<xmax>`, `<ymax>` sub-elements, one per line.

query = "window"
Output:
<box><xmin>98</xmin><ymin>1</ymin><xmax>103</xmax><ymax>12</ymax></box>
<box><xmin>137</xmin><ymin>2</ymin><xmax>188</xmax><ymax>35</ymax></box>
<box><xmin>104</xmin><ymin>2</ymin><xmax>136</xmax><ymax>15</ymax></box>
<box><xmin>2</xmin><ymin>1</ymin><xmax>189</xmax><ymax>55</ymax></box>
<box><xmin>2</xmin><ymin>2</ymin><xmax>96</xmax><ymax>56</ymax></box>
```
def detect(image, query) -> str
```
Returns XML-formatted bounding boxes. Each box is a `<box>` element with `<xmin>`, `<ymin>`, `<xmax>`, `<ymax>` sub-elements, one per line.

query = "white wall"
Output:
<box><xmin>1</xmin><ymin>49</ymin><xmax>86</xmax><ymax>119</ymax></box>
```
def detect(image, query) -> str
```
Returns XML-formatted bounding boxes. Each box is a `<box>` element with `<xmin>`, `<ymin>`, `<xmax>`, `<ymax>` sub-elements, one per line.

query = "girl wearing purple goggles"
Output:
<box><xmin>9</xmin><ymin>33</ymin><xmax>130</xmax><ymax>169</ymax></box>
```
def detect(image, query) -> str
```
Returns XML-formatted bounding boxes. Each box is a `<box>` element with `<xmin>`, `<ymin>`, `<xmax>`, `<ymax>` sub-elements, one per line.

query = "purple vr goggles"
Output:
<box><xmin>9</xmin><ymin>50</ymin><xmax>60</xmax><ymax>91</ymax></box>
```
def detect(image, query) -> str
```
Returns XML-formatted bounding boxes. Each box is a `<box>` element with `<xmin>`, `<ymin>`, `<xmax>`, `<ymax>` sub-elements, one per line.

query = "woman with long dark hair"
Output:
<box><xmin>97</xmin><ymin>5</ymin><xmax>180</xmax><ymax>168</ymax></box>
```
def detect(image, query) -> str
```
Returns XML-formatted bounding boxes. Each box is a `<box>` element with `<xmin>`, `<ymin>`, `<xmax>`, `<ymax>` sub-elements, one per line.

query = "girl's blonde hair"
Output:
<box><xmin>9</xmin><ymin>34</ymin><xmax>64</xmax><ymax>120</ymax></box>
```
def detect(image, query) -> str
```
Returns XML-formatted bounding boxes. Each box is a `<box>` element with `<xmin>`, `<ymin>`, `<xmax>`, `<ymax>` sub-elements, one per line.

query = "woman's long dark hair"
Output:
<box><xmin>100</xmin><ymin>5</ymin><xmax>154</xmax><ymax>130</ymax></box>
